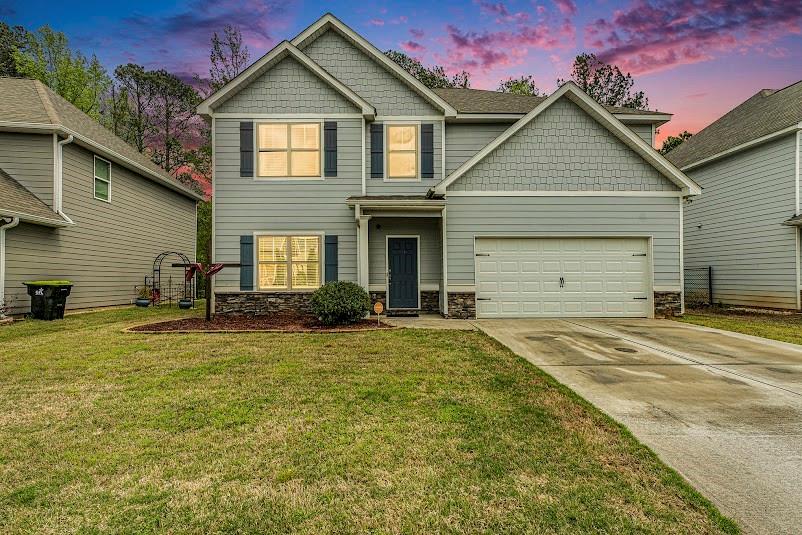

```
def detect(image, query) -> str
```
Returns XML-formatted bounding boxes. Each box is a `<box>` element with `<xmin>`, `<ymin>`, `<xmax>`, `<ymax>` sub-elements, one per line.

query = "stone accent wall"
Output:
<box><xmin>215</xmin><ymin>292</ymin><xmax>312</xmax><ymax>315</ymax></box>
<box><xmin>369</xmin><ymin>290</ymin><xmax>441</xmax><ymax>314</ymax></box>
<box><xmin>447</xmin><ymin>292</ymin><xmax>476</xmax><ymax>319</ymax></box>
<box><xmin>654</xmin><ymin>291</ymin><xmax>682</xmax><ymax>318</ymax></box>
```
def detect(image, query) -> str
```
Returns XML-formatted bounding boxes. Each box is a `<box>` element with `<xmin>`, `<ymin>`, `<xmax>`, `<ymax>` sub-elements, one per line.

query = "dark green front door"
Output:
<box><xmin>388</xmin><ymin>237</ymin><xmax>418</xmax><ymax>309</ymax></box>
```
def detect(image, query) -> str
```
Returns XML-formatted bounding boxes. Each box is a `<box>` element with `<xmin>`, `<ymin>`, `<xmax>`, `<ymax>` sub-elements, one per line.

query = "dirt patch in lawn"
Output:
<box><xmin>128</xmin><ymin>313</ymin><xmax>394</xmax><ymax>333</ymax></box>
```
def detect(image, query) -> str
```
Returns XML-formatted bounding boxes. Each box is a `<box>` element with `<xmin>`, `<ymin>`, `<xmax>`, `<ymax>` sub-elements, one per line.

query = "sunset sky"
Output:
<box><xmin>3</xmin><ymin>0</ymin><xmax>801</xmax><ymax>143</ymax></box>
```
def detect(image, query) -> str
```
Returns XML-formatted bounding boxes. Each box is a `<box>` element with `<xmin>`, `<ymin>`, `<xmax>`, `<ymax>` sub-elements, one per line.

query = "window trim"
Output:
<box><xmin>254</xmin><ymin>120</ymin><xmax>324</xmax><ymax>181</ymax></box>
<box><xmin>93</xmin><ymin>155</ymin><xmax>111</xmax><ymax>202</ymax></box>
<box><xmin>384</xmin><ymin>122</ymin><xmax>421</xmax><ymax>182</ymax></box>
<box><xmin>253</xmin><ymin>231</ymin><xmax>325</xmax><ymax>292</ymax></box>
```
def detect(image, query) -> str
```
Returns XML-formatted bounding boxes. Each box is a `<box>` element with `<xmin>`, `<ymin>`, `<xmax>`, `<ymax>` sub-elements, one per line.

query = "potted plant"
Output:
<box><xmin>178</xmin><ymin>296</ymin><xmax>193</xmax><ymax>310</ymax></box>
<box><xmin>23</xmin><ymin>280</ymin><xmax>73</xmax><ymax>320</ymax></box>
<box><xmin>135</xmin><ymin>286</ymin><xmax>152</xmax><ymax>308</ymax></box>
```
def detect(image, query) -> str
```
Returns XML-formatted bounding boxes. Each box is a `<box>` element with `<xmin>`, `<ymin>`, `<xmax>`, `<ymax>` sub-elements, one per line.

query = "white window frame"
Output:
<box><xmin>255</xmin><ymin>120</ymin><xmax>324</xmax><ymax>181</ymax></box>
<box><xmin>384</xmin><ymin>122</ymin><xmax>421</xmax><ymax>182</ymax></box>
<box><xmin>93</xmin><ymin>155</ymin><xmax>111</xmax><ymax>202</ymax></box>
<box><xmin>253</xmin><ymin>231</ymin><xmax>325</xmax><ymax>292</ymax></box>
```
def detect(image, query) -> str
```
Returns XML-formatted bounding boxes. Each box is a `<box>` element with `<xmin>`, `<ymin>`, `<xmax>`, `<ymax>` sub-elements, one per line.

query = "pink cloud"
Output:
<box><xmin>477</xmin><ymin>1</ymin><xmax>531</xmax><ymax>23</ymax></box>
<box><xmin>587</xmin><ymin>0</ymin><xmax>802</xmax><ymax>75</ymax></box>
<box><xmin>553</xmin><ymin>0</ymin><xmax>577</xmax><ymax>16</ymax></box>
<box><xmin>410</xmin><ymin>28</ymin><xmax>425</xmax><ymax>39</ymax></box>
<box><xmin>401</xmin><ymin>40</ymin><xmax>426</xmax><ymax>53</ymax></box>
<box><xmin>368</xmin><ymin>18</ymin><xmax>385</xmax><ymax>26</ymax></box>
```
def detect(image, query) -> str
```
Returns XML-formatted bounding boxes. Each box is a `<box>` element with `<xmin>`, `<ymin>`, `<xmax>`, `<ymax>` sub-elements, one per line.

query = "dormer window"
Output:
<box><xmin>257</xmin><ymin>123</ymin><xmax>321</xmax><ymax>178</ymax></box>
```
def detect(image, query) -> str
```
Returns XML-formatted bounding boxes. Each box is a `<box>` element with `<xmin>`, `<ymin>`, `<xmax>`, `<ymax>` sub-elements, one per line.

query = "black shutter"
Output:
<box><xmin>324</xmin><ymin>122</ymin><xmax>337</xmax><ymax>177</ymax></box>
<box><xmin>421</xmin><ymin>123</ymin><xmax>434</xmax><ymax>178</ymax></box>
<box><xmin>370</xmin><ymin>123</ymin><xmax>383</xmax><ymax>178</ymax></box>
<box><xmin>239</xmin><ymin>235</ymin><xmax>254</xmax><ymax>291</ymax></box>
<box><xmin>240</xmin><ymin>122</ymin><xmax>254</xmax><ymax>177</ymax></box>
<box><xmin>324</xmin><ymin>235</ymin><xmax>338</xmax><ymax>282</ymax></box>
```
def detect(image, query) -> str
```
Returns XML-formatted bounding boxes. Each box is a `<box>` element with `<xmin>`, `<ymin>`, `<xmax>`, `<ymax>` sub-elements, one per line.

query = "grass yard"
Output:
<box><xmin>677</xmin><ymin>308</ymin><xmax>802</xmax><ymax>345</ymax></box>
<box><xmin>0</xmin><ymin>307</ymin><xmax>736</xmax><ymax>534</ymax></box>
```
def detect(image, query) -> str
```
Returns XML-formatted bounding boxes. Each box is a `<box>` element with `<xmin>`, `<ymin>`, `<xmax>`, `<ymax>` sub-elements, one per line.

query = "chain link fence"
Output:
<box><xmin>684</xmin><ymin>266</ymin><xmax>713</xmax><ymax>307</ymax></box>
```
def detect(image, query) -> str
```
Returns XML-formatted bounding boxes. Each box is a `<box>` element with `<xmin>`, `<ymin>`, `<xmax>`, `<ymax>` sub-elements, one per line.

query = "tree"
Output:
<box><xmin>660</xmin><ymin>131</ymin><xmax>692</xmax><ymax>155</ymax></box>
<box><xmin>498</xmin><ymin>75</ymin><xmax>541</xmax><ymax>96</ymax></box>
<box><xmin>108</xmin><ymin>63</ymin><xmax>155</xmax><ymax>152</ymax></box>
<box><xmin>558</xmin><ymin>53</ymin><xmax>648</xmax><ymax>110</ymax></box>
<box><xmin>14</xmin><ymin>26</ymin><xmax>111</xmax><ymax>118</ymax></box>
<box><xmin>385</xmin><ymin>50</ymin><xmax>470</xmax><ymax>89</ymax></box>
<box><xmin>208</xmin><ymin>25</ymin><xmax>250</xmax><ymax>92</ymax></box>
<box><xmin>0</xmin><ymin>22</ymin><xmax>27</xmax><ymax>77</ymax></box>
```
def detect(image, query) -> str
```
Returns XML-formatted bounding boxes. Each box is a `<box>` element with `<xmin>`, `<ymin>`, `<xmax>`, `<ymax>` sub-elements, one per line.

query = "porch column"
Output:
<box><xmin>357</xmin><ymin>213</ymin><xmax>371</xmax><ymax>290</ymax></box>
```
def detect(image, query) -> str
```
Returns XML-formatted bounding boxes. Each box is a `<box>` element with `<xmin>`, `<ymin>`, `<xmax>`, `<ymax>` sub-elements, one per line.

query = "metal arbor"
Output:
<box><xmin>151</xmin><ymin>251</ymin><xmax>193</xmax><ymax>306</ymax></box>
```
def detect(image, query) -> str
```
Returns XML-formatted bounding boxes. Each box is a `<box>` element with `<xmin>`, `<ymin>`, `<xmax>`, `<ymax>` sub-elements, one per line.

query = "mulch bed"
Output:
<box><xmin>128</xmin><ymin>313</ymin><xmax>394</xmax><ymax>333</ymax></box>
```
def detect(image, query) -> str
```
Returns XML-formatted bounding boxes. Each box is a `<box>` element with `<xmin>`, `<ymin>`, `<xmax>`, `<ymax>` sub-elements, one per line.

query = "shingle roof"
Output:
<box><xmin>0</xmin><ymin>77</ymin><xmax>203</xmax><ymax>201</ymax></box>
<box><xmin>432</xmin><ymin>87</ymin><xmax>670</xmax><ymax>117</ymax></box>
<box><xmin>0</xmin><ymin>167</ymin><xmax>68</xmax><ymax>225</ymax></box>
<box><xmin>666</xmin><ymin>80</ymin><xmax>802</xmax><ymax>169</ymax></box>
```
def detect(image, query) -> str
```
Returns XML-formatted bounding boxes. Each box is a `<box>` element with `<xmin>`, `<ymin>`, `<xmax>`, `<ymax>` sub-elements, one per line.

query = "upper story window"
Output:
<box><xmin>257</xmin><ymin>234</ymin><xmax>322</xmax><ymax>290</ymax></box>
<box><xmin>93</xmin><ymin>156</ymin><xmax>111</xmax><ymax>202</ymax></box>
<box><xmin>386</xmin><ymin>124</ymin><xmax>418</xmax><ymax>180</ymax></box>
<box><xmin>257</xmin><ymin>123</ymin><xmax>321</xmax><ymax>178</ymax></box>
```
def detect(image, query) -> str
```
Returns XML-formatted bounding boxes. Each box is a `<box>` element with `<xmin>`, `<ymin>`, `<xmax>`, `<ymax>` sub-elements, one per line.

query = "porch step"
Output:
<box><xmin>386</xmin><ymin>310</ymin><xmax>419</xmax><ymax>318</ymax></box>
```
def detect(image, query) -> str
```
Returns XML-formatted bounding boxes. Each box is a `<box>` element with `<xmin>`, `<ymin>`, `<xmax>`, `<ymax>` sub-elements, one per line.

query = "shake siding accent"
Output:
<box><xmin>216</xmin><ymin>56</ymin><xmax>360</xmax><ymax>114</ymax></box>
<box><xmin>684</xmin><ymin>134</ymin><xmax>798</xmax><ymax>309</ymax></box>
<box><xmin>446</xmin><ymin>196</ymin><xmax>681</xmax><ymax>287</ymax></box>
<box><xmin>368</xmin><ymin>217</ymin><xmax>442</xmax><ymax>287</ymax></box>
<box><xmin>445</xmin><ymin>123</ymin><xmax>510</xmax><ymax>175</ymax></box>
<box><xmin>0</xmin><ymin>132</ymin><xmax>54</xmax><ymax>207</ymax></box>
<box><xmin>300</xmin><ymin>29</ymin><xmax>440</xmax><ymax>116</ymax></box>
<box><xmin>364</xmin><ymin>121</ymin><xmax>442</xmax><ymax>195</ymax></box>
<box><xmin>213</xmin><ymin>118</ymin><xmax>362</xmax><ymax>291</ymax></box>
<box><xmin>4</xmin><ymin>142</ymin><xmax>196</xmax><ymax>314</ymax></box>
<box><xmin>627</xmin><ymin>124</ymin><xmax>654</xmax><ymax>146</ymax></box>
<box><xmin>450</xmin><ymin>99</ymin><xmax>678</xmax><ymax>192</ymax></box>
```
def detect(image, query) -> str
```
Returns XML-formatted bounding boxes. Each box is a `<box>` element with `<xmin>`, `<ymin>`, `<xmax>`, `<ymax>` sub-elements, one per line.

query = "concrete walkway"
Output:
<box><xmin>383</xmin><ymin>314</ymin><xmax>477</xmax><ymax>330</ymax></box>
<box><xmin>476</xmin><ymin>318</ymin><xmax>802</xmax><ymax>535</ymax></box>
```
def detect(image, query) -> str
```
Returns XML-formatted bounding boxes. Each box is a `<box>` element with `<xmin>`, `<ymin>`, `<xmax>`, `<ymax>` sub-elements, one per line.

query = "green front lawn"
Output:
<box><xmin>0</xmin><ymin>307</ymin><xmax>736</xmax><ymax>533</ymax></box>
<box><xmin>677</xmin><ymin>308</ymin><xmax>802</xmax><ymax>345</ymax></box>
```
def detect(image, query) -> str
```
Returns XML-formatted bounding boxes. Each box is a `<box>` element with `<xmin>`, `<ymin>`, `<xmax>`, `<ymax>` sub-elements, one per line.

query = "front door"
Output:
<box><xmin>388</xmin><ymin>237</ymin><xmax>418</xmax><ymax>309</ymax></box>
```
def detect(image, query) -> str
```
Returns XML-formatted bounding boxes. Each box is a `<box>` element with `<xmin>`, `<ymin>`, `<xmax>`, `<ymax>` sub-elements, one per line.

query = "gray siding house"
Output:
<box><xmin>667</xmin><ymin>81</ymin><xmax>802</xmax><ymax>309</ymax></box>
<box><xmin>0</xmin><ymin>78</ymin><xmax>203</xmax><ymax>315</ymax></box>
<box><xmin>200</xmin><ymin>13</ymin><xmax>699</xmax><ymax>319</ymax></box>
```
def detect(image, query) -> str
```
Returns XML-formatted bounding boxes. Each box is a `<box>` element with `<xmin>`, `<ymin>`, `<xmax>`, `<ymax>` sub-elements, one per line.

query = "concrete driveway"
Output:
<box><xmin>476</xmin><ymin>318</ymin><xmax>802</xmax><ymax>535</ymax></box>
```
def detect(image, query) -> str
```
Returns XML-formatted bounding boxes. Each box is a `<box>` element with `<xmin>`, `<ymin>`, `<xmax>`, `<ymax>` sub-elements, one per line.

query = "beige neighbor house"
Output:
<box><xmin>0</xmin><ymin>78</ymin><xmax>204</xmax><ymax>315</ymax></box>
<box><xmin>199</xmin><ymin>13</ymin><xmax>700</xmax><ymax>320</ymax></box>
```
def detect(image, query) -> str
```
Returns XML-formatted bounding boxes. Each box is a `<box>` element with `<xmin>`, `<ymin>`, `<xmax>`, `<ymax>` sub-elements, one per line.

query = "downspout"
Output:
<box><xmin>55</xmin><ymin>134</ymin><xmax>75</xmax><ymax>224</ymax></box>
<box><xmin>0</xmin><ymin>217</ymin><xmax>20</xmax><ymax>316</ymax></box>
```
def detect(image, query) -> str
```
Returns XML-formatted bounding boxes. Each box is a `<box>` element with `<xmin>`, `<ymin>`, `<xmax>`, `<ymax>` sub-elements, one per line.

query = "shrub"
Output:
<box><xmin>310</xmin><ymin>281</ymin><xmax>371</xmax><ymax>326</ymax></box>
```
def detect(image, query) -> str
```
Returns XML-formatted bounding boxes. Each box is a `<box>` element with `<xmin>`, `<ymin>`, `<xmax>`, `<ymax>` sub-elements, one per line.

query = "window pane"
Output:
<box><xmin>95</xmin><ymin>158</ymin><xmax>110</xmax><ymax>180</ymax></box>
<box><xmin>258</xmin><ymin>152</ymin><xmax>288</xmax><ymax>177</ymax></box>
<box><xmin>258</xmin><ymin>124</ymin><xmax>287</xmax><ymax>149</ymax></box>
<box><xmin>290</xmin><ymin>151</ymin><xmax>320</xmax><ymax>177</ymax></box>
<box><xmin>388</xmin><ymin>152</ymin><xmax>417</xmax><ymax>178</ymax></box>
<box><xmin>292</xmin><ymin>262</ymin><xmax>320</xmax><ymax>289</ymax></box>
<box><xmin>94</xmin><ymin>178</ymin><xmax>109</xmax><ymax>200</ymax></box>
<box><xmin>258</xmin><ymin>236</ymin><xmax>287</xmax><ymax>261</ymax></box>
<box><xmin>259</xmin><ymin>263</ymin><xmax>288</xmax><ymax>289</ymax></box>
<box><xmin>290</xmin><ymin>123</ymin><xmax>319</xmax><ymax>150</ymax></box>
<box><xmin>291</xmin><ymin>236</ymin><xmax>320</xmax><ymax>262</ymax></box>
<box><xmin>388</xmin><ymin>126</ymin><xmax>416</xmax><ymax>151</ymax></box>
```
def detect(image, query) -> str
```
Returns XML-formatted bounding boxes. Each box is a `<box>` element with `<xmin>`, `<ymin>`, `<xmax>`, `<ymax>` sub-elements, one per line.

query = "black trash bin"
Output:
<box><xmin>24</xmin><ymin>281</ymin><xmax>73</xmax><ymax>320</ymax></box>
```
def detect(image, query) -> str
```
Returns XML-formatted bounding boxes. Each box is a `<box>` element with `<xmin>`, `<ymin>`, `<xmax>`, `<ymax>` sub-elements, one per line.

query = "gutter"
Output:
<box><xmin>0</xmin><ymin>217</ymin><xmax>20</xmax><ymax>316</ymax></box>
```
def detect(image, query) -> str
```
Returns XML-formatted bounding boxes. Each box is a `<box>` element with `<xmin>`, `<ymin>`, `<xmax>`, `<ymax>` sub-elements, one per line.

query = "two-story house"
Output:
<box><xmin>199</xmin><ymin>13</ymin><xmax>699</xmax><ymax>319</ymax></box>
<box><xmin>0</xmin><ymin>77</ymin><xmax>202</xmax><ymax>315</ymax></box>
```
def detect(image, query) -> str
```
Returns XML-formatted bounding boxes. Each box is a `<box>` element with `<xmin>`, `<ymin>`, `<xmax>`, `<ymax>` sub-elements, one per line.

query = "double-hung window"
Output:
<box><xmin>257</xmin><ymin>235</ymin><xmax>322</xmax><ymax>290</ymax></box>
<box><xmin>257</xmin><ymin>123</ymin><xmax>321</xmax><ymax>178</ymax></box>
<box><xmin>94</xmin><ymin>156</ymin><xmax>111</xmax><ymax>201</ymax></box>
<box><xmin>386</xmin><ymin>124</ymin><xmax>418</xmax><ymax>179</ymax></box>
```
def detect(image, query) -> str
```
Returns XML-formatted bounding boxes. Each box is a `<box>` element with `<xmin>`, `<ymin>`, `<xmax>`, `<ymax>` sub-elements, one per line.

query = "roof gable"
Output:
<box><xmin>434</xmin><ymin>82</ymin><xmax>700</xmax><ymax>196</ymax></box>
<box><xmin>0</xmin><ymin>167</ymin><xmax>69</xmax><ymax>226</ymax></box>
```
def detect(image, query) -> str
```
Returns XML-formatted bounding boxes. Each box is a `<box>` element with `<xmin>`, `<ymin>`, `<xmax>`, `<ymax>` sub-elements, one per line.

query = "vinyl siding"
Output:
<box><xmin>216</xmin><ymin>56</ymin><xmax>360</xmax><ymax>114</ymax></box>
<box><xmin>4</xmin><ymin>142</ymin><xmax>196</xmax><ymax>314</ymax></box>
<box><xmin>0</xmin><ymin>132</ymin><xmax>54</xmax><ymax>208</ymax></box>
<box><xmin>445</xmin><ymin>123</ymin><xmax>510</xmax><ymax>175</ymax></box>
<box><xmin>450</xmin><ymin>99</ymin><xmax>678</xmax><ymax>192</ymax></box>
<box><xmin>446</xmin><ymin>196</ymin><xmax>681</xmax><ymax>288</ymax></box>
<box><xmin>300</xmin><ymin>29</ymin><xmax>440</xmax><ymax>116</ymax></box>
<box><xmin>368</xmin><ymin>217</ymin><xmax>441</xmax><ymax>288</ymax></box>
<box><xmin>213</xmin><ymin>117</ymin><xmax>362</xmax><ymax>291</ymax></box>
<box><xmin>684</xmin><ymin>134</ymin><xmax>798</xmax><ymax>309</ymax></box>
<box><xmin>364</xmin><ymin>121</ymin><xmax>442</xmax><ymax>195</ymax></box>
<box><xmin>628</xmin><ymin>124</ymin><xmax>654</xmax><ymax>146</ymax></box>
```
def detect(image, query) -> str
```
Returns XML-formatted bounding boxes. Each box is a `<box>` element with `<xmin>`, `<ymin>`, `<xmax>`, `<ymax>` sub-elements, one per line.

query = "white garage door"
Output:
<box><xmin>475</xmin><ymin>237</ymin><xmax>651</xmax><ymax>318</ymax></box>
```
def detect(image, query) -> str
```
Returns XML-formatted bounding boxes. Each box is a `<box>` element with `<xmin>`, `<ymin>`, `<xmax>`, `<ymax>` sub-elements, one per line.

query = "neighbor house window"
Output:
<box><xmin>257</xmin><ymin>123</ymin><xmax>321</xmax><ymax>178</ymax></box>
<box><xmin>257</xmin><ymin>235</ymin><xmax>321</xmax><ymax>290</ymax></box>
<box><xmin>386</xmin><ymin>124</ymin><xmax>418</xmax><ymax>179</ymax></box>
<box><xmin>94</xmin><ymin>156</ymin><xmax>111</xmax><ymax>201</ymax></box>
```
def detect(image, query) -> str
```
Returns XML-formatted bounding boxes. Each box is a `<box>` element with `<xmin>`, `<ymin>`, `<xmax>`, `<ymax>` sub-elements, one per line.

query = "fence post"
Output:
<box><xmin>708</xmin><ymin>266</ymin><xmax>713</xmax><ymax>306</ymax></box>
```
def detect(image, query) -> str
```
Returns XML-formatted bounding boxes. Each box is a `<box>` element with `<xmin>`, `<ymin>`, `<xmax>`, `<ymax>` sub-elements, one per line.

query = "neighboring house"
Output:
<box><xmin>199</xmin><ymin>13</ymin><xmax>699</xmax><ymax>319</ymax></box>
<box><xmin>667</xmin><ymin>80</ymin><xmax>802</xmax><ymax>310</ymax></box>
<box><xmin>0</xmin><ymin>77</ymin><xmax>203</xmax><ymax>315</ymax></box>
